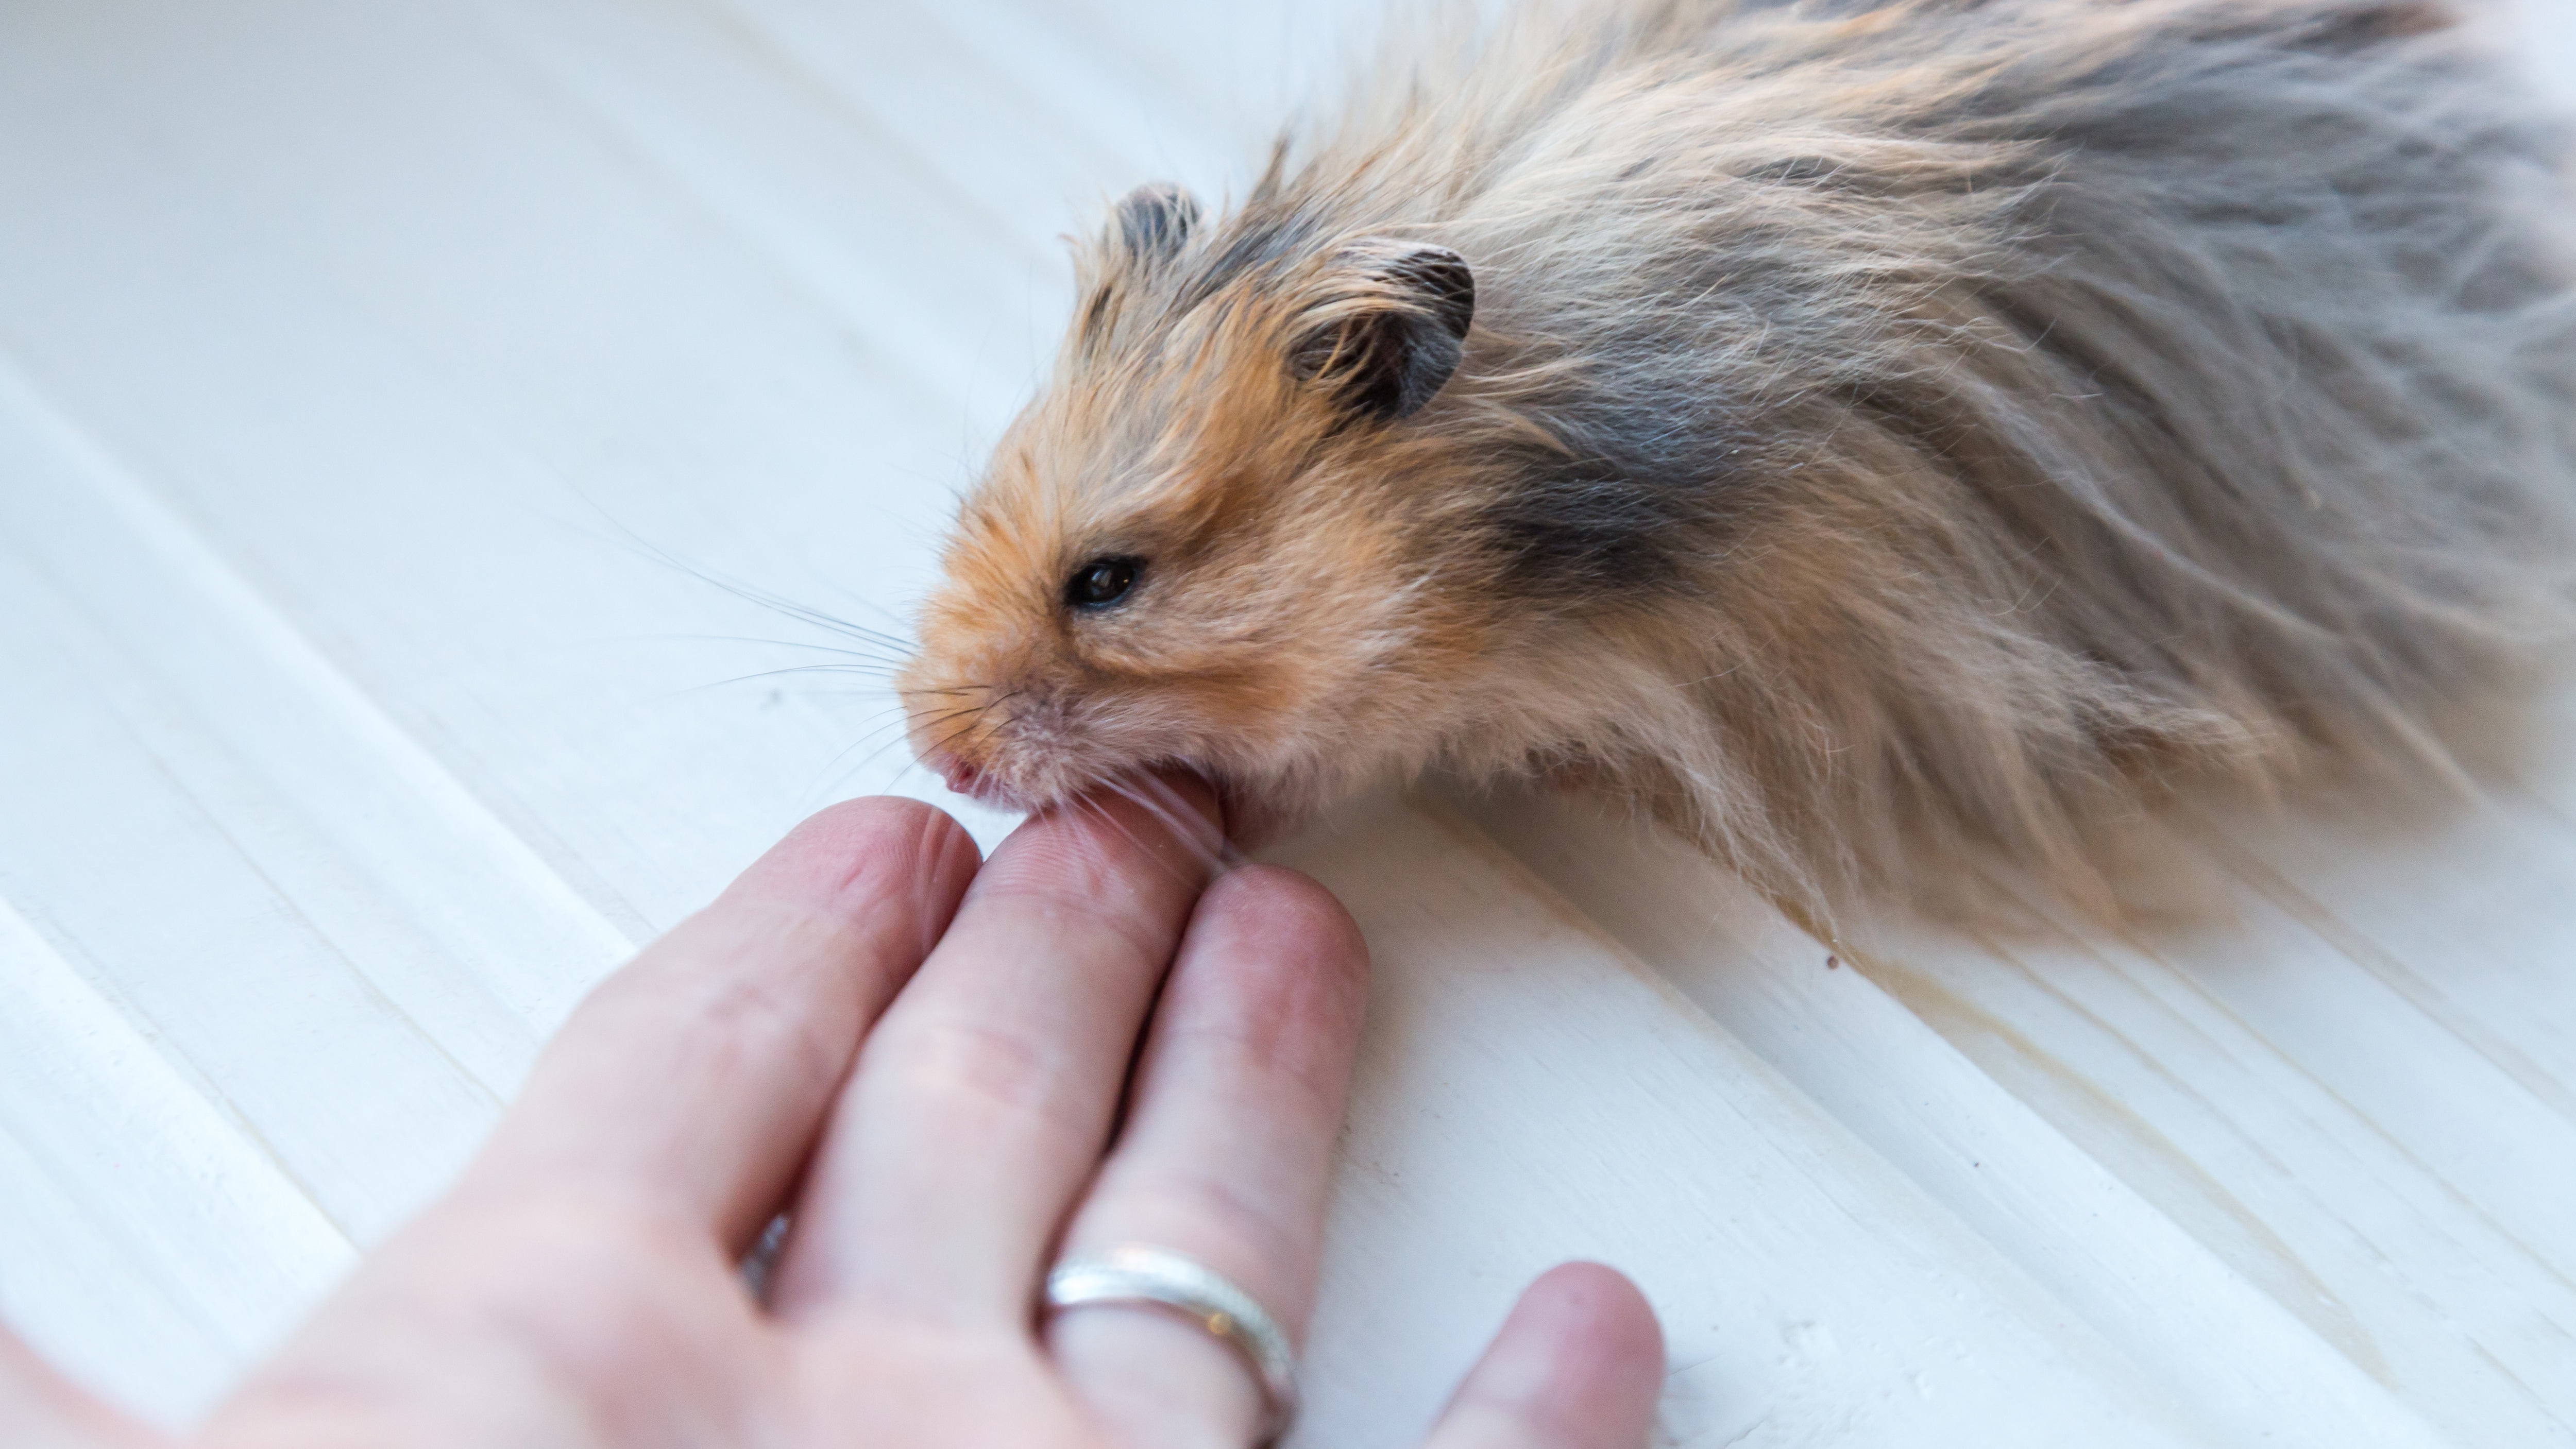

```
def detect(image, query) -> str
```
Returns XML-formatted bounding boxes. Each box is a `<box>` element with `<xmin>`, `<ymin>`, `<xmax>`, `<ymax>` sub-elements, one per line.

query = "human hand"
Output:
<box><xmin>2</xmin><ymin>783</ymin><xmax>1665</xmax><ymax>1448</ymax></box>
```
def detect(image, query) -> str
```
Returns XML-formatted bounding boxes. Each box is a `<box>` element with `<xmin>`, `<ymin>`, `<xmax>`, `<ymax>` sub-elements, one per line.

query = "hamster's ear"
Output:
<box><xmin>1291</xmin><ymin>242</ymin><xmax>1476</xmax><ymax>422</ymax></box>
<box><xmin>1109</xmin><ymin>181</ymin><xmax>1200</xmax><ymax>263</ymax></box>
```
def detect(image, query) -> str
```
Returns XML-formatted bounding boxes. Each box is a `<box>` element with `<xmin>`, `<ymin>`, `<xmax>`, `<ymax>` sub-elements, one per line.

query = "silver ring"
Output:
<box><xmin>1044</xmin><ymin>1243</ymin><xmax>1298</xmax><ymax>1444</ymax></box>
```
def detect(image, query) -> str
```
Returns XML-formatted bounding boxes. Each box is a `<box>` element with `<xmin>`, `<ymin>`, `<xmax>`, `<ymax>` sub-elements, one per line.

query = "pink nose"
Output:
<box><xmin>929</xmin><ymin>753</ymin><xmax>985</xmax><ymax>798</ymax></box>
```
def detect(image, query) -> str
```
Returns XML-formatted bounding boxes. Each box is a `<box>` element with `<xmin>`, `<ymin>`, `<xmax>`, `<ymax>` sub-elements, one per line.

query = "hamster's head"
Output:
<box><xmin>897</xmin><ymin>181</ymin><xmax>1492</xmax><ymax>830</ymax></box>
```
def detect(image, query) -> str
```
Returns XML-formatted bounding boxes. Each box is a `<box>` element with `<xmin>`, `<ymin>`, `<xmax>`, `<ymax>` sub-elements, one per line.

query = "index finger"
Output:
<box><xmin>457</xmin><ymin>797</ymin><xmax>981</xmax><ymax>1251</ymax></box>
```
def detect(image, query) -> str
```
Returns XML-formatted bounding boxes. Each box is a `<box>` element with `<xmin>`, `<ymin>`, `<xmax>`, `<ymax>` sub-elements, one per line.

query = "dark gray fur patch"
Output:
<box><xmin>1481</xmin><ymin>463</ymin><xmax>1697</xmax><ymax>596</ymax></box>
<box><xmin>1478</xmin><ymin>386</ymin><xmax>1756</xmax><ymax>599</ymax></box>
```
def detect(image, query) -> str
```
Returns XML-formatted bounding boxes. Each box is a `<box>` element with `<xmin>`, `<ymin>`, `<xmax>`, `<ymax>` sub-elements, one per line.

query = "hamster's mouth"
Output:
<box><xmin>924</xmin><ymin>751</ymin><xmax>1049</xmax><ymax>813</ymax></box>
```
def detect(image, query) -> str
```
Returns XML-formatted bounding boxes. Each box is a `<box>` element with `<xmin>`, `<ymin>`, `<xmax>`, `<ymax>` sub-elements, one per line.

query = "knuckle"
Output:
<box><xmin>974</xmin><ymin>871</ymin><xmax>1176</xmax><ymax>963</ymax></box>
<box><xmin>673</xmin><ymin>942</ymin><xmax>853</xmax><ymax>1093</ymax></box>
<box><xmin>1092</xmin><ymin>1172</ymin><xmax>1303</xmax><ymax>1289</ymax></box>
<box><xmin>877</xmin><ymin>1016</ymin><xmax>1080</xmax><ymax>1135</ymax></box>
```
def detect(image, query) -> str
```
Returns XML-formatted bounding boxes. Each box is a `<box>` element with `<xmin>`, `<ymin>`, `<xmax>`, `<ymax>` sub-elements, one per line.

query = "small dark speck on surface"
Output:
<box><xmin>1825</xmin><ymin>954</ymin><xmax>1839</xmax><ymax>969</ymax></box>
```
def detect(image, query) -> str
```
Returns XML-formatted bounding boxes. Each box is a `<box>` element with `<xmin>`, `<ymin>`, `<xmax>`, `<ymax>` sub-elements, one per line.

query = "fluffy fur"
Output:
<box><xmin>900</xmin><ymin>0</ymin><xmax>2576</xmax><ymax>916</ymax></box>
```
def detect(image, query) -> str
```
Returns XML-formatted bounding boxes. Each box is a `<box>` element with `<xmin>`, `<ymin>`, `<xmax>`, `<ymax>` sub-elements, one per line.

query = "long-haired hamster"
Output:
<box><xmin>897</xmin><ymin>0</ymin><xmax>2576</xmax><ymax>915</ymax></box>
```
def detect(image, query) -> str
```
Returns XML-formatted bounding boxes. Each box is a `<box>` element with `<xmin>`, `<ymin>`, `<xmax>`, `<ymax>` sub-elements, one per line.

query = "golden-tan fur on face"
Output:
<box><xmin>900</xmin><ymin>183</ymin><xmax>1495</xmax><ymax>820</ymax></box>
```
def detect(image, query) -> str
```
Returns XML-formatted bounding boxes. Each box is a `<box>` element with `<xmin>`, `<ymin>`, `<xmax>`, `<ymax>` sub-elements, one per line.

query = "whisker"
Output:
<box><xmin>799</xmin><ymin>683</ymin><xmax>1021</xmax><ymax>804</ymax></box>
<box><xmin>582</xmin><ymin>519</ymin><xmax>924</xmax><ymax>657</ymax></box>
<box><xmin>799</xmin><ymin>692</ymin><xmax>1006</xmax><ymax>802</ymax></box>
<box><xmin>923</xmin><ymin>708</ymin><xmax>1004</xmax><ymax>766</ymax></box>
<box><xmin>907</xmin><ymin>698</ymin><xmax>1005</xmax><ymax>729</ymax></box>
<box><xmin>1062</xmin><ymin>777</ymin><xmax>1201</xmax><ymax>889</ymax></box>
<box><xmin>642</xmin><ymin>633</ymin><xmax>920</xmax><ymax>668</ymax></box>
<box><xmin>1065</xmin><ymin>793</ymin><xmax>1126</xmax><ymax>885</ymax></box>
<box><xmin>805</xmin><ymin>724</ymin><xmax>942</xmax><ymax>802</ymax></box>
<box><xmin>1104</xmin><ymin>773</ymin><xmax>1233</xmax><ymax>878</ymax></box>
<box><xmin>716</xmin><ymin>662</ymin><xmax>908</xmax><ymax>687</ymax></box>
<box><xmin>1120</xmin><ymin>771</ymin><xmax>1243</xmax><ymax>873</ymax></box>
<box><xmin>646</xmin><ymin>662</ymin><xmax>914</xmax><ymax>708</ymax></box>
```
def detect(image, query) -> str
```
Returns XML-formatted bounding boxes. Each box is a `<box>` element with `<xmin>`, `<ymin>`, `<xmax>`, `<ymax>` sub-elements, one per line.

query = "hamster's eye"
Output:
<box><xmin>1065</xmin><ymin>556</ymin><xmax>1142</xmax><ymax>609</ymax></box>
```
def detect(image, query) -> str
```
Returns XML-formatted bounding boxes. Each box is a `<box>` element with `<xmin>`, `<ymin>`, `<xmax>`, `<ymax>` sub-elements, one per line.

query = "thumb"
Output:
<box><xmin>0</xmin><ymin>1322</ymin><xmax>164</xmax><ymax>1449</ymax></box>
<box><xmin>1419</xmin><ymin>1262</ymin><xmax>1665</xmax><ymax>1449</ymax></box>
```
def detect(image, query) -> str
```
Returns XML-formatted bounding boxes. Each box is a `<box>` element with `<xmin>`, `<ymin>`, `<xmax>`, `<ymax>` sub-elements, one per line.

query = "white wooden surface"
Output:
<box><xmin>2</xmin><ymin>2</ymin><xmax>2572</xmax><ymax>1445</ymax></box>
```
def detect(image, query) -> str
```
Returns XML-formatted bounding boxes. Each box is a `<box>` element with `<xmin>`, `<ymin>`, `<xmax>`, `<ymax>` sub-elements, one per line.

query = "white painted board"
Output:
<box><xmin>0</xmin><ymin>1</ymin><xmax>2571</xmax><ymax>1443</ymax></box>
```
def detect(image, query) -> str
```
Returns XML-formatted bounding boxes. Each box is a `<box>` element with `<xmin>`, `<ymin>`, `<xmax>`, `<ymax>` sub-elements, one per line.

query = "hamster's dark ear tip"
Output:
<box><xmin>1294</xmin><ymin>240</ymin><xmax>1477</xmax><ymax>422</ymax></box>
<box><xmin>1111</xmin><ymin>181</ymin><xmax>1201</xmax><ymax>261</ymax></box>
<box><xmin>1397</xmin><ymin>244</ymin><xmax>1477</xmax><ymax>345</ymax></box>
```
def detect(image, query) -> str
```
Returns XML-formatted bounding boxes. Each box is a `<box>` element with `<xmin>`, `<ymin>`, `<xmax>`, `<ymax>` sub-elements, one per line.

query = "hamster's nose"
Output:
<box><xmin>927</xmin><ymin>752</ymin><xmax>985</xmax><ymax>798</ymax></box>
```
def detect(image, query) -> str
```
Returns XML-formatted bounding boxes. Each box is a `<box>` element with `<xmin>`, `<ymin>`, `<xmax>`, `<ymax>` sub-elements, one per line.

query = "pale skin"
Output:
<box><xmin>0</xmin><ymin>781</ymin><xmax>1665</xmax><ymax>1449</ymax></box>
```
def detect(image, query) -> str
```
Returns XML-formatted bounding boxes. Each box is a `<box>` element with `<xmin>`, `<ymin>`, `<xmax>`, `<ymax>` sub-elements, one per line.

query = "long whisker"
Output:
<box><xmin>905</xmin><ymin>699</ymin><xmax>1006</xmax><ymax>731</ymax></box>
<box><xmin>803</xmin><ymin>690</ymin><xmax>1010</xmax><ymax>802</ymax></box>
<box><xmin>713</xmin><ymin>662</ymin><xmax>909</xmax><ymax>687</ymax></box>
<box><xmin>1103</xmin><ymin>773</ymin><xmax>1234</xmax><ymax>878</ymax></box>
<box><xmin>922</xmin><ymin>700</ymin><xmax>1014</xmax><ymax>767</ymax></box>
<box><xmin>640</xmin><ymin>633</ymin><xmax>921</xmax><ymax>669</ymax></box>
<box><xmin>1117</xmin><ymin>771</ymin><xmax>1243</xmax><ymax>874</ymax></box>
<box><xmin>806</xmin><ymin>723</ymin><xmax>946</xmax><ymax>802</ymax></box>
<box><xmin>579</xmin><ymin>515</ymin><xmax>924</xmax><ymax>656</ymax></box>
<box><xmin>1062</xmin><ymin>775</ymin><xmax>1205</xmax><ymax>889</ymax></box>
<box><xmin>1063</xmin><ymin>792</ymin><xmax>1127</xmax><ymax>887</ymax></box>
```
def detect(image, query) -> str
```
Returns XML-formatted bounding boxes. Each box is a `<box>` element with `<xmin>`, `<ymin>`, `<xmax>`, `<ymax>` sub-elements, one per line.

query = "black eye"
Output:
<box><xmin>1065</xmin><ymin>555</ymin><xmax>1142</xmax><ymax>609</ymax></box>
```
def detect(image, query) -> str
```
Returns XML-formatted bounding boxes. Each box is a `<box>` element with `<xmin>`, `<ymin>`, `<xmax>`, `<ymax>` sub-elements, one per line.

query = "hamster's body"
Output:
<box><xmin>900</xmin><ymin>0</ymin><xmax>2576</xmax><ymax>914</ymax></box>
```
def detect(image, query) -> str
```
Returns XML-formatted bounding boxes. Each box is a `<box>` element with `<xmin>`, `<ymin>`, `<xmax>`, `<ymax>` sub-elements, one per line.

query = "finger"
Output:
<box><xmin>0</xmin><ymin>1322</ymin><xmax>165</xmax><ymax>1448</ymax></box>
<box><xmin>460</xmin><ymin>797</ymin><xmax>980</xmax><ymax>1250</ymax></box>
<box><xmin>1045</xmin><ymin>866</ymin><xmax>1369</xmax><ymax>1448</ymax></box>
<box><xmin>768</xmin><ymin>777</ymin><xmax>1224</xmax><ymax>1326</ymax></box>
<box><xmin>1423</xmin><ymin>1264</ymin><xmax>1666</xmax><ymax>1449</ymax></box>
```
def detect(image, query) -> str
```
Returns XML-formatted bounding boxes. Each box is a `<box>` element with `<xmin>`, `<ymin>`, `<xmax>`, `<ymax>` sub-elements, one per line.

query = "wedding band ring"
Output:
<box><xmin>1044</xmin><ymin>1243</ymin><xmax>1299</xmax><ymax>1444</ymax></box>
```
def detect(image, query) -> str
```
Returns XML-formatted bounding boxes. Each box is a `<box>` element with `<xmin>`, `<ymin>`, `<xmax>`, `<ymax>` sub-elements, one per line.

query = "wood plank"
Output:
<box><xmin>0</xmin><ymin>553</ymin><xmax>507</xmax><ymax>1249</ymax></box>
<box><xmin>1465</xmin><ymin>773</ymin><xmax>2576</xmax><ymax>1444</ymax></box>
<box><xmin>0</xmin><ymin>898</ymin><xmax>354</xmax><ymax>1421</ymax></box>
<box><xmin>0</xmin><ymin>364</ymin><xmax>632</xmax><ymax>1064</ymax></box>
<box><xmin>0</xmin><ymin>0</ymin><xmax>1023</xmax><ymax>911</ymax></box>
<box><xmin>1275</xmin><ymin>797</ymin><xmax>2282</xmax><ymax>1449</ymax></box>
<box><xmin>1460</xmin><ymin>782</ymin><xmax>2497</xmax><ymax>1446</ymax></box>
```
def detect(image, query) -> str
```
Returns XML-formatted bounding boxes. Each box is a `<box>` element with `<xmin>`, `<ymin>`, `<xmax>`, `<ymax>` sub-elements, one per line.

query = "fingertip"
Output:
<box><xmin>1434</xmin><ymin>1262</ymin><xmax>1666</xmax><ymax>1449</ymax></box>
<box><xmin>904</xmin><ymin>801</ymin><xmax>987</xmax><ymax>945</ymax></box>
<box><xmin>1205</xmin><ymin>863</ymin><xmax>1361</xmax><ymax>939</ymax></box>
<box><xmin>794</xmin><ymin>795</ymin><xmax>979</xmax><ymax>873</ymax></box>
<box><xmin>1523</xmin><ymin>1262</ymin><xmax>1665</xmax><ymax>1385</ymax></box>
<box><xmin>1199</xmin><ymin>864</ymin><xmax>1370</xmax><ymax>1002</ymax></box>
<box><xmin>739</xmin><ymin>796</ymin><xmax>981</xmax><ymax>933</ymax></box>
<box><xmin>984</xmin><ymin>773</ymin><xmax>1222</xmax><ymax>907</ymax></box>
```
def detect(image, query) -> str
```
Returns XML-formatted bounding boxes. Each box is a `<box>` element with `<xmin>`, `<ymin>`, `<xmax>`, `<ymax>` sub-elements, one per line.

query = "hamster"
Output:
<box><xmin>896</xmin><ymin>0</ymin><xmax>2576</xmax><ymax>916</ymax></box>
